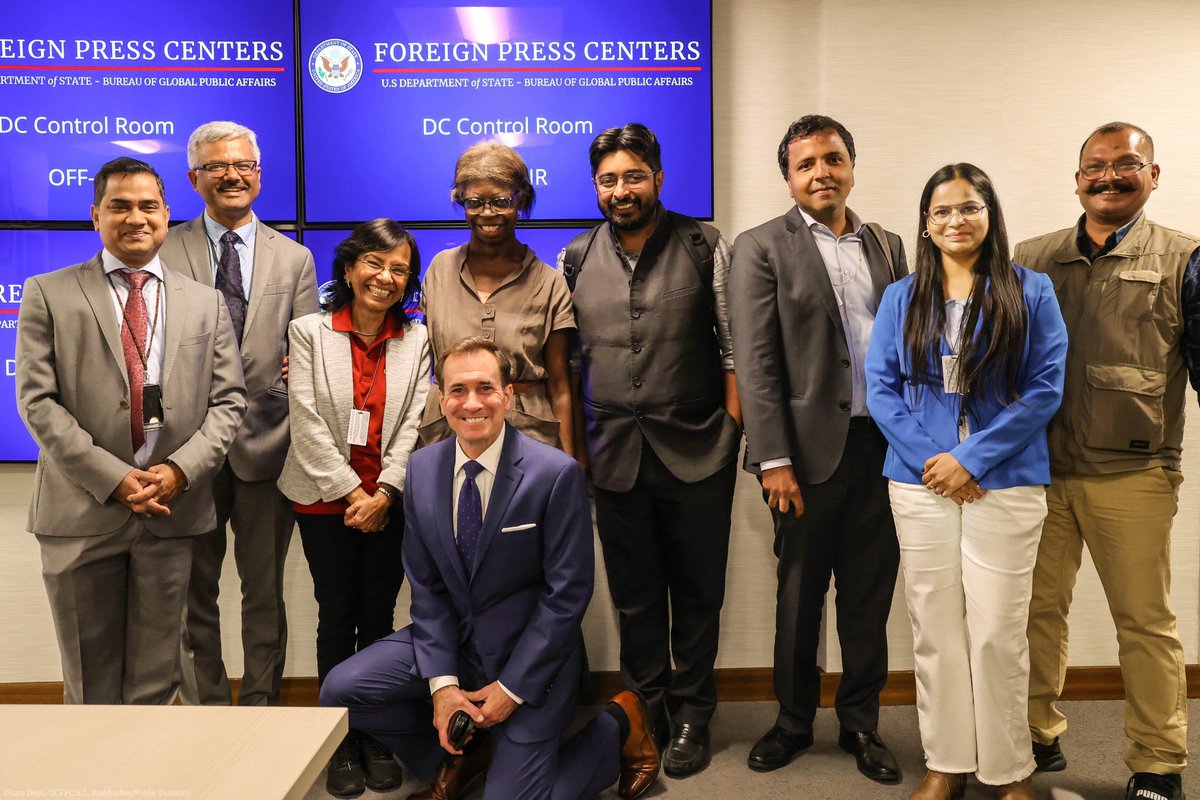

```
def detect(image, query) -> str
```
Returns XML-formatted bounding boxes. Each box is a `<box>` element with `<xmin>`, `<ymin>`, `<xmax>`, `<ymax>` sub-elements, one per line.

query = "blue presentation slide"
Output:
<box><xmin>0</xmin><ymin>0</ymin><xmax>298</xmax><ymax>222</ymax></box>
<box><xmin>300</xmin><ymin>0</ymin><xmax>712</xmax><ymax>222</ymax></box>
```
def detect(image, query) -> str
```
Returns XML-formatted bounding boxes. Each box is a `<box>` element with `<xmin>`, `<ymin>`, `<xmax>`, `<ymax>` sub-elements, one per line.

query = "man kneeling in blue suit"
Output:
<box><xmin>321</xmin><ymin>336</ymin><xmax>660</xmax><ymax>800</ymax></box>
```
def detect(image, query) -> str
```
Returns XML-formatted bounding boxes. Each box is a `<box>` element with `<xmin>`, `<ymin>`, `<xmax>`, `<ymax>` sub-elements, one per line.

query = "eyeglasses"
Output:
<box><xmin>462</xmin><ymin>196</ymin><xmax>515</xmax><ymax>212</ymax></box>
<box><xmin>1078</xmin><ymin>160</ymin><xmax>1153</xmax><ymax>181</ymax></box>
<box><xmin>195</xmin><ymin>161</ymin><xmax>259</xmax><ymax>176</ymax></box>
<box><xmin>593</xmin><ymin>170</ymin><xmax>658</xmax><ymax>190</ymax></box>
<box><xmin>356</xmin><ymin>257</ymin><xmax>410</xmax><ymax>278</ymax></box>
<box><xmin>926</xmin><ymin>202</ymin><xmax>987</xmax><ymax>225</ymax></box>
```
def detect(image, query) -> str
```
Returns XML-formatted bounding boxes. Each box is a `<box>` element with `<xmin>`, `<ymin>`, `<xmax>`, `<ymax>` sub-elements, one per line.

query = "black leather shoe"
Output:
<box><xmin>359</xmin><ymin>732</ymin><xmax>404</xmax><ymax>791</ymax></box>
<box><xmin>662</xmin><ymin>723</ymin><xmax>710</xmax><ymax>778</ymax></box>
<box><xmin>1126</xmin><ymin>772</ymin><xmax>1184</xmax><ymax>800</ymax></box>
<box><xmin>747</xmin><ymin>725</ymin><xmax>813</xmax><ymax>772</ymax></box>
<box><xmin>1033</xmin><ymin>737</ymin><xmax>1067</xmax><ymax>772</ymax></box>
<box><xmin>326</xmin><ymin>733</ymin><xmax>365</xmax><ymax>798</ymax></box>
<box><xmin>838</xmin><ymin>729</ymin><xmax>902</xmax><ymax>784</ymax></box>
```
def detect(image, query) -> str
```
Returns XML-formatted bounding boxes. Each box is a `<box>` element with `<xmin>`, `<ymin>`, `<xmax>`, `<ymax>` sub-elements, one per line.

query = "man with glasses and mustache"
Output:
<box><xmin>1016</xmin><ymin>122</ymin><xmax>1200</xmax><ymax>800</ymax></box>
<box><xmin>160</xmin><ymin>120</ymin><xmax>318</xmax><ymax>709</ymax></box>
<box><xmin>559</xmin><ymin>122</ymin><xmax>741</xmax><ymax>780</ymax></box>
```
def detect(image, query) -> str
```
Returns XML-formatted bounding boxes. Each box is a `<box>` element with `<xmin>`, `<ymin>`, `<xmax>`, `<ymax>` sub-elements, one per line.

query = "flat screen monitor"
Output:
<box><xmin>0</xmin><ymin>0</ymin><xmax>298</xmax><ymax>222</ymax></box>
<box><xmin>299</xmin><ymin>0</ymin><xmax>712</xmax><ymax>223</ymax></box>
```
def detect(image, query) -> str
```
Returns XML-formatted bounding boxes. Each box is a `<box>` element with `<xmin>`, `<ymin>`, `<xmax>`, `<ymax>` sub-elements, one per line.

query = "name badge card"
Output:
<box><xmin>143</xmin><ymin>383</ymin><xmax>164</xmax><ymax>431</ymax></box>
<box><xmin>942</xmin><ymin>355</ymin><xmax>963</xmax><ymax>395</ymax></box>
<box><xmin>347</xmin><ymin>409</ymin><xmax>370</xmax><ymax>446</ymax></box>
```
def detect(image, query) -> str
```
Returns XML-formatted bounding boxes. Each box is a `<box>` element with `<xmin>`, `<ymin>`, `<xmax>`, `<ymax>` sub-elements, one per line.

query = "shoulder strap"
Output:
<box><xmin>865</xmin><ymin>222</ymin><xmax>897</xmax><ymax>282</ymax></box>
<box><xmin>561</xmin><ymin>225</ymin><xmax>603</xmax><ymax>292</ymax></box>
<box><xmin>669</xmin><ymin>213</ymin><xmax>717</xmax><ymax>286</ymax></box>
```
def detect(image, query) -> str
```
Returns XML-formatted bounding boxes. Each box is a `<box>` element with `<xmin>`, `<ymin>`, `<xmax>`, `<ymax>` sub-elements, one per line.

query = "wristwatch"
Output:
<box><xmin>376</xmin><ymin>484</ymin><xmax>398</xmax><ymax>505</ymax></box>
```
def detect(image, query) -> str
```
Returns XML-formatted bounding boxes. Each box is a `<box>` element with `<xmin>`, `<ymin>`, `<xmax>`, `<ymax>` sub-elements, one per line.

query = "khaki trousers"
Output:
<box><xmin>1026</xmin><ymin>468</ymin><xmax>1188</xmax><ymax>774</ymax></box>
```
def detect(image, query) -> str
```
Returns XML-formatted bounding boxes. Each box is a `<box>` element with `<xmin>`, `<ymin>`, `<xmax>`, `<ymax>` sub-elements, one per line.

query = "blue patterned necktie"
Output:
<box><xmin>216</xmin><ymin>230</ymin><xmax>247</xmax><ymax>343</ymax></box>
<box><xmin>457</xmin><ymin>461</ymin><xmax>485</xmax><ymax>573</ymax></box>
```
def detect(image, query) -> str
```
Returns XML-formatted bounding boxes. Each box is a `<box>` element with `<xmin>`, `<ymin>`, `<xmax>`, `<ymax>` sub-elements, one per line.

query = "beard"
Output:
<box><xmin>603</xmin><ymin>194</ymin><xmax>657</xmax><ymax>232</ymax></box>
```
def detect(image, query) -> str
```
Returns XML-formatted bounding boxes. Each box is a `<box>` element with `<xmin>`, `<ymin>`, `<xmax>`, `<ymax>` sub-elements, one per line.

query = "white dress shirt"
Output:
<box><xmin>429</xmin><ymin>425</ymin><xmax>522</xmax><ymax>703</ymax></box>
<box><xmin>102</xmin><ymin>249</ymin><xmax>166</xmax><ymax>468</ymax></box>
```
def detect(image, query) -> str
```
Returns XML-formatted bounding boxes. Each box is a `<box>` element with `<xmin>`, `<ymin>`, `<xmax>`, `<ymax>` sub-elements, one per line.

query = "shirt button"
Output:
<box><xmin>632</xmin><ymin>377</ymin><xmax>642</xmax><ymax>388</ymax></box>
<box><xmin>635</xmin><ymin>411</ymin><xmax>645</xmax><ymax>420</ymax></box>
<box><xmin>841</xmin><ymin>359</ymin><xmax>850</xmax><ymax>368</ymax></box>
<box><xmin>838</xmin><ymin>401</ymin><xmax>850</xmax><ymax>412</ymax></box>
<box><xmin>482</xmin><ymin>330</ymin><xmax>494</xmax><ymax>341</ymax></box>
<box><xmin>483</xmin><ymin>305</ymin><xmax>495</xmax><ymax>318</ymax></box>
<box><xmin>631</xmin><ymin>343</ymin><xmax>642</xmax><ymax>353</ymax></box>
<box><xmin>630</xmin><ymin>310</ymin><xmax>641</xmax><ymax>319</ymax></box>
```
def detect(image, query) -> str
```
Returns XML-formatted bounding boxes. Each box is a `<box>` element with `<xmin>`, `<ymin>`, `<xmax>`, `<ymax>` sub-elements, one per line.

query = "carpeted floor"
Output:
<box><xmin>304</xmin><ymin>699</ymin><xmax>1200</xmax><ymax>800</ymax></box>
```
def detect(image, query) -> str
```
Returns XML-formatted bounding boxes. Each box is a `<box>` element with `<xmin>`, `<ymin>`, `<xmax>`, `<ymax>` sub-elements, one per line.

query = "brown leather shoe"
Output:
<box><xmin>909</xmin><ymin>770</ymin><xmax>967</xmax><ymax>800</ymax></box>
<box><xmin>406</xmin><ymin>736</ymin><xmax>491</xmax><ymax>800</ymax></box>
<box><xmin>997</xmin><ymin>777</ymin><xmax>1036</xmax><ymax>800</ymax></box>
<box><xmin>609</xmin><ymin>690</ymin><xmax>661</xmax><ymax>799</ymax></box>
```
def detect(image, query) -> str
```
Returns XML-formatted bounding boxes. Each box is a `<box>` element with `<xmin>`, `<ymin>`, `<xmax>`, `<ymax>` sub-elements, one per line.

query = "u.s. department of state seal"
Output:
<box><xmin>309</xmin><ymin>39</ymin><xmax>363</xmax><ymax>93</ymax></box>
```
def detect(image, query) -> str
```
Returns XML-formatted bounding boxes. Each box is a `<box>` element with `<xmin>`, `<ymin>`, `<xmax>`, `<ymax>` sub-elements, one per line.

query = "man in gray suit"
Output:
<box><xmin>729</xmin><ymin>115</ymin><xmax>904</xmax><ymax>783</ymax></box>
<box><xmin>16</xmin><ymin>156</ymin><xmax>247</xmax><ymax>704</ymax></box>
<box><xmin>160</xmin><ymin>121</ymin><xmax>318</xmax><ymax>706</ymax></box>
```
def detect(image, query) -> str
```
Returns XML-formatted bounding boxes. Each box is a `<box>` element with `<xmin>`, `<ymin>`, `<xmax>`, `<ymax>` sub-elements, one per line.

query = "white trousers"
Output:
<box><xmin>888</xmin><ymin>481</ymin><xmax>1046</xmax><ymax>785</ymax></box>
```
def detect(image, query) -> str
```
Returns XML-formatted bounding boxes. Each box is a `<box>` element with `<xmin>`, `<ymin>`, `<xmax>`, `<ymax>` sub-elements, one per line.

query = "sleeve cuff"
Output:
<box><xmin>428</xmin><ymin>675</ymin><xmax>459</xmax><ymax>695</ymax></box>
<box><xmin>758</xmin><ymin>457</ymin><xmax>793</xmax><ymax>471</ymax></box>
<box><xmin>497</xmin><ymin>681</ymin><xmax>524</xmax><ymax>705</ymax></box>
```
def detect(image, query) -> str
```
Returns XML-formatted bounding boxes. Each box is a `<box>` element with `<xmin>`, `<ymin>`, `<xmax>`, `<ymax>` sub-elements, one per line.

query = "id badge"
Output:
<box><xmin>142</xmin><ymin>383</ymin><xmax>164</xmax><ymax>431</ymax></box>
<box><xmin>347</xmin><ymin>408</ymin><xmax>370</xmax><ymax>446</ymax></box>
<box><xmin>942</xmin><ymin>355</ymin><xmax>963</xmax><ymax>395</ymax></box>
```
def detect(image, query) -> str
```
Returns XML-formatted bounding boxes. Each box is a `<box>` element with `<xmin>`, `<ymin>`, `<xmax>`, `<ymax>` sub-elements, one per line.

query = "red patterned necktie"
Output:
<box><xmin>119</xmin><ymin>270</ymin><xmax>152</xmax><ymax>452</ymax></box>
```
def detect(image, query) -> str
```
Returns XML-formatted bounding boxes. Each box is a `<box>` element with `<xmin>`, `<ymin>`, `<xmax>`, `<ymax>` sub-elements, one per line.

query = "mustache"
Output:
<box><xmin>1086</xmin><ymin>179</ymin><xmax>1134</xmax><ymax>195</ymax></box>
<box><xmin>608</xmin><ymin>196</ymin><xmax>641</xmax><ymax>212</ymax></box>
<box><xmin>217</xmin><ymin>179</ymin><xmax>247</xmax><ymax>191</ymax></box>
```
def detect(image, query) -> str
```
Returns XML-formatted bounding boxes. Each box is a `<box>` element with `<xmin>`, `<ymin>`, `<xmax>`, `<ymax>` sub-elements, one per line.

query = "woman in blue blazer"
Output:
<box><xmin>866</xmin><ymin>164</ymin><xmax>1066</xmax><ymax>800</ymax></box>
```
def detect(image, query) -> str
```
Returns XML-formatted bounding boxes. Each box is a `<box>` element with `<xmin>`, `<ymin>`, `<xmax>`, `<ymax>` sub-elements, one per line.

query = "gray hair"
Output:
<box><xmin>187</xmin><ymin>121</ymin><xmax>261</xmax><ymax>168</ymax></box>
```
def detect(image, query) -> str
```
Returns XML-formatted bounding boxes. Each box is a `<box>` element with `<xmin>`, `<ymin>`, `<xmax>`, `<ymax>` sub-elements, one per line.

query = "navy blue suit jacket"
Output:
<box><xmin>402</xmin><ymin>425</ymin><xmax>594</xmax><ymax>743</ymax></box>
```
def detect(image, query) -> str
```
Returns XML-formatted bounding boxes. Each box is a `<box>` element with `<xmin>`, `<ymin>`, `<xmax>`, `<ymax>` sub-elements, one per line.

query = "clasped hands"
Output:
<box><xmin>922</xmin><ymin>452</ymin><xmax>986</xmax><ymax>505</ymax></box>
<box><xmin>344</xmin><ymin>485</ymin><xmax>391</xmax><ymax>532</ymax></box>
<box><xmin>111</xmin><ymin>462</ymin><xmax>187</xmax><ymax>518</ymax></box>
<box><xmin>432</xmin><ymin>683</ymin><xmax>516</xmax><ymax>755</ymax></box>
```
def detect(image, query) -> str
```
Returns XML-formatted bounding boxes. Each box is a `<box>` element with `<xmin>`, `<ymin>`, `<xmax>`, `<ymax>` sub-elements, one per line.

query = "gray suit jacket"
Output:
<box><xmin>276</xmin><ymin>312</ymin><xmax>432</xmax><ymax>504</ymax></box>
<box><xmin>729</xmin><ymin>207</ymin><xmax>906</xmax><ymax>483</ymax></box>
<box><xmin>159</xmin><ymin>216</ymin><xmax>318</xmax><ymax>481</ymax></box>
<box><xmin>17</xmin><ymin>254</ymin><xmax>248</xmax><ymax>537</ymax></box>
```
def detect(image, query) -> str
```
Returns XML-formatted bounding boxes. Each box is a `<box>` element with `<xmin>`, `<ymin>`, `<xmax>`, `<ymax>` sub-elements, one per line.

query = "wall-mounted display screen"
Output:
<box><xmin>300</xmin><ymin>0</ymin><xmax>712</xmax><ymax>222</ymax></box>
<box><xmin>0</xmin><ymin>0</ymin><xmax>298</xmax><ymax>222</ymax></box>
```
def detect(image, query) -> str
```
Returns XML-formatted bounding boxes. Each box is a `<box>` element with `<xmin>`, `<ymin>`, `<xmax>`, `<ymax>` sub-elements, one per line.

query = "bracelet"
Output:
<box><xmin>376</xmin><ymin>484</ymin><xmax>398</xmax><ymax>505</ymax></box>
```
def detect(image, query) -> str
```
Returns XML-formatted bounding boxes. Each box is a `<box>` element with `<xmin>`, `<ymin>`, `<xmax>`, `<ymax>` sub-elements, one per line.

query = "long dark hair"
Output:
<box><xmin>904</xmin><ymin>163</ymin><xmax>1026</xmax><ymax>414</ymax></box>
<box><xmin>322</xmin><ymin>218</ymin><xmax>421</xmax><ymax>327</ymax></box>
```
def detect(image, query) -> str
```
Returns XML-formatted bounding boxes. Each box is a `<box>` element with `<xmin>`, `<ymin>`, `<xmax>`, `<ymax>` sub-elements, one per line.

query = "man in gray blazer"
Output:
<box><xmin>17</xmin><ymin>156</ymin><xmax>247</xmax><ymax>704</ymax></box>
<box><xmin>729</xmin><ymin>115</ymin><xmax>904</xmax><ymax>783</ymax></box>
<box><xmin>159</xmin><ymin>121</ymin><xmax>318</xmax><ymax>706</ymax></box>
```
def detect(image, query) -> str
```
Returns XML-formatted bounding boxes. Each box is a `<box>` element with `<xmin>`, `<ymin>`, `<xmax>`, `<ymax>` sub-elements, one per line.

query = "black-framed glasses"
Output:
<box><xmin>195</xmin><ymin>160</ymin><xmax>259</xmax><ymax>176</ymax></box>
<box><xmin>357</xmin><ymin>256</ymin><xmax>410</xmax><ymax>278</ymax></box>
<box><xmin>462</xmin><ymin>196</ymin><xmax>515</xmax><ymax>212</ymax></box>
<box><xmin>593</xmin><ymin>170</ymin><xmax>657</xmax><ymax>190</ymax></box>
<box><xmin>926</xmin><ymin>202</ymin><xmax>987</xmax><ymax>225</ymax></box>
<box><xmin>1078</xmin><ymin>160</ymin><xmax>1153</xmax><ymax>181</ymax></box>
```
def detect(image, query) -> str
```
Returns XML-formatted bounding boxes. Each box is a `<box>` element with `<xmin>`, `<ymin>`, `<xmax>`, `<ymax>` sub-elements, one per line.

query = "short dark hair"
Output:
<box><xmin>777</xmin><ymin>115</ymin><xmax>856</xmax><ymax>177</ymax></box>
<box><xmin>435</xmin><ymin>336</ymin><xmax>513</xmax><ymax>388</ymax></box>
<box><xmin>588</xmin><ymin>123</ymin><xmax>662</xmax><ymax>176</ymax></box>
<box><xmin>323</xmin><ymin>218</ymin><xmax>421</xmax><ymax>327</ymax></box>
<box><xmin>93</xmin><ymin>157</ymin><xmax>165</xmax><ymax>206</ymax></box>
<box><xmin>1079</xmin><ymin>121</ymin><xmax>1155</xmax><ymax>162</ymax></box>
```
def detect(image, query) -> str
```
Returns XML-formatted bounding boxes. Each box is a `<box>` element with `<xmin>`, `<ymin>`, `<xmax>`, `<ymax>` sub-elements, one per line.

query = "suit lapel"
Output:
<box><xmin>471</xmin><ymin>426</ymin><xmax>524</xmax><ymax>576</ymax></box>
<box><xmin>860</xmin><ymin>225</ymin><xmax>895</xmax><ymax>301</ymax></box>
<box><xmin>180</xmin><ymin>218</ymin><xmax>214</xmax><ymax>286</ymax></box>
<box><xmin>158</xmin><ymin>268</ymin><xmax>186</xmax><ymax>389</ymax></box>
<box><xmin>76</xmin><ymin>253</ymin><xmax>126</xmax><ymax>383</ymax></box>
<box><xmin>318</xmin><ymin>317</ymin><xmax>354</xmax><ymax>439</ymax></box>
<box><xmin>243</xmin><ymin>220</ymin><xmax>275</xmax><ymax>340</ymax></box>
<box><xmin>785</xmin><ymin>207</ymin><xmax>846</xmax><ymax>338</ymax></box>
<box><xmin>379</xmin><ymin>335</ymin><xmax>405</xmax><ymax>452</ymax></box>
<box><xmin>432</xmin><ymin>439</ymin><xmax>468</xmax><ymax>589</ymax></box>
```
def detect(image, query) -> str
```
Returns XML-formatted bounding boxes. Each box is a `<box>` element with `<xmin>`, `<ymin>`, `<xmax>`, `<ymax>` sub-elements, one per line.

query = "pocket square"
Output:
<box><xmin>500</xmin><ymin>523</ymin><xmax>537</xmax><ymax>533</ymax></box>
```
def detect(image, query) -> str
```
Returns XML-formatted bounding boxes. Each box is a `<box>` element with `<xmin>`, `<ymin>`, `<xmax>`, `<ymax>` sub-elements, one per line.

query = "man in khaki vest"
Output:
<box><xmin>1016</xmin><ymin>122</ymin><xmax>1198</xmax><ymax>800</ymax></box>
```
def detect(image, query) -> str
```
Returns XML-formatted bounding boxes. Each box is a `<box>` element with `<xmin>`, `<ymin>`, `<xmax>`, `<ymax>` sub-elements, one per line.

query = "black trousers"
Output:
<box><xmin>769</xmin><ymin>422</ymin><xmax>899</xmax><ymax>736</ymax></box>
<box><xmin>593</xmin><ymin>441</ymin><xmax>736</xmax><ymax>729</ymax></box>
<box><xmin>297</xmin><ymin>509</ymin><xmax>405</xmax><ymax>685</ymax></box>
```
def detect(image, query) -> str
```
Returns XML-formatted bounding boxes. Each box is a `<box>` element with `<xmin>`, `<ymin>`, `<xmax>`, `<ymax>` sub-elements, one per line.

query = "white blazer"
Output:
<box><xmin>277</xmin><ymin>311</ymin><xmax>431</xmax><ymax>504</ymax></box>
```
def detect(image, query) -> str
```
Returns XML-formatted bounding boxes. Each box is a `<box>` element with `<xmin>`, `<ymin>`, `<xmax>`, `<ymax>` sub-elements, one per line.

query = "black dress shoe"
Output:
<box><xmin>663</xmin><ymin>723</ymin><xmax>710</xmax><ymax>778</ymax></box>
<box><xmin>326</xmin><ymin>732</ymin><xmax>366</xmax><ymax>798</ymax></box>
<box><xmin>747</xmin><ymin>725</ymin><xmax>814</xmax><ymax>772</ymax></box>
<box><xmin>1033</xmin><ymin>737</ymin><xmax>1067</xmax><ymax>772</ymax></box>
<box><xmin>359</xmin><ymin>732</ymin><xmax>404</xmax><ymax>791</ymax></box>
<box><xmin>838</xmin><ymin>729</ymin><xmax>902</xmax><ymax>784</ymax></box>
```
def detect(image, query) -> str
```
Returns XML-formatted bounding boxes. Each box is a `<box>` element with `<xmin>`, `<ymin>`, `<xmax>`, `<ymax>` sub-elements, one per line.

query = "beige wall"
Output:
<box><xmin>2</xmin><ymin>0</ymin><xmax>1199</xmax><ymax>683</ymax></box>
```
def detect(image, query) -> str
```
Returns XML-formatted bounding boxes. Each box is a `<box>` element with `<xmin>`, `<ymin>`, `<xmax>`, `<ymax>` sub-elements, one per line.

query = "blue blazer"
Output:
<box><xmin>865</xmin><ymin>264</ymin><xmax>1067</xmax><ymax>489</ymax></box>
<box><xmin>401</xmin><ymin>425</ymin><xmax>594</xmax><ymax>744</ymax></box>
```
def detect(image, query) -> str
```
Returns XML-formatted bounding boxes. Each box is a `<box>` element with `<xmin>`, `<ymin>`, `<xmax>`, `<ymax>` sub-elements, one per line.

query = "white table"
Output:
<box><xmin>0</xmin><ymin>704</ymin><xmax>347</xmax><ymax>799</ymax></box>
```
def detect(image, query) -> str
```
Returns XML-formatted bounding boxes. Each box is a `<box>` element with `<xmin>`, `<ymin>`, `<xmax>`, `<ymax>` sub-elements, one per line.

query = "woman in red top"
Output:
<box><xmin>278</xmin><ymin>219</ymin><xmax>431</xmax><ymax>797</ymax></box>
